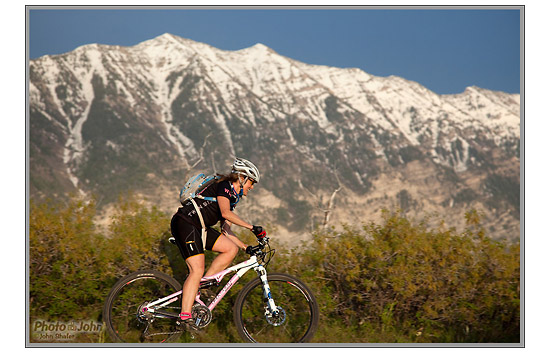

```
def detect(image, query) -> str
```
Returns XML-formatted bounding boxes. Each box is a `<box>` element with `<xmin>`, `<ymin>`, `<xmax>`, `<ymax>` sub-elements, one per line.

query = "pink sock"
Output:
<box><xmin>179</xmin><ymin>312</ymin><xmax>192</xmax><ymax>320</ymax></box>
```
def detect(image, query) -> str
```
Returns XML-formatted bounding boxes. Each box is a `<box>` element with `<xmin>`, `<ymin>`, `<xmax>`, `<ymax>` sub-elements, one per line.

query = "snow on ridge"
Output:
<box><xmin>129</xmin><ymin>36</ymin><xmax>233</xmax><ymax>160</ymax></box>
<box><xmin>212</xmin><ymin>47</ymin><xmax>344</xmax><ymax>130</ymax></box>
<box><xmin>151</xmin><ymin>67</ymin><xmax>200</xmax><ymax>165</ymax></box>
<box><xmin>59</xmin><ymin>47</ymin><xmax>104</xmax><ymax>194</ymax></box>
<box><xmin>37</xmin><ymin>34</ymin><xmax>521</xmax><ymax>139</ymax></box>
<box><xmin>34</xmin><ymin>57</ymin><xmax>86</xmax><ymax>193</ymax></box>
<box><xmin>440</xmin><ymin>86</ymin><xmax>520</xmax><ymax>137</ymax></box>
<box><xmin>39</xmin><ymin>33</ymin><xmax>520</xmax><ymax>174</ymax></box>
<box><xmin>135</xmin><ymin>34</ymin><xmax>520</xmax><ymax>144</ymax></box>
<box><xmin>291</xmin><ymin>58</ymin><xmax>520</xmax><ymax>142</ymax></box>
<box><xmin>81</xmin><ymin>35</ymin><xmax>203</xmax><ymax>166</ymax></box>
<box><xmin>136</xmin><ymin>33</ymin><xmax>198</xmax><ymax>71</ymax></box>
<box><xmin>294</xmin><ymin>64</ymin><xmax>397</xmax><ymax>130</ymax></box>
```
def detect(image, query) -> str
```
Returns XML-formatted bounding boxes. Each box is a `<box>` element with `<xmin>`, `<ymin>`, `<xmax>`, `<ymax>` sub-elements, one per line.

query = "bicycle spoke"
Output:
<box><xmin>237</xmin><ymin>276</ymin><xmax>318</xmax><ymax>343</ymax></box>
<box><xmin>105</xmin><ymin>241</ymin><xmax>319</xmax><ymax>344</ymax></box>
<box><xmin>105</xmin><ymin>273</ymin><xmax>182</xmax><ymax>343</ymax></box>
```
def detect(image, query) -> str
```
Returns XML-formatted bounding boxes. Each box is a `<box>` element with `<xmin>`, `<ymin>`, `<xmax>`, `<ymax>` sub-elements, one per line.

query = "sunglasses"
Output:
<box><xmin>249</xmin><ymin>179</ymin><xmax>256</xmax><ymax>186</ymax></box>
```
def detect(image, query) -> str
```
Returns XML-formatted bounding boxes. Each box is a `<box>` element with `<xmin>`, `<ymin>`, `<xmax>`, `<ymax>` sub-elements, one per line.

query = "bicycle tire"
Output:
<box><xmin>103</xmin><ymin>270</ymin><xmax>182</xmax><ymax>343</ymax></box>
<box><xmin>233</xmin><ymin>273</ymin><xmax>319</xmax><ymax>343</ymax></box>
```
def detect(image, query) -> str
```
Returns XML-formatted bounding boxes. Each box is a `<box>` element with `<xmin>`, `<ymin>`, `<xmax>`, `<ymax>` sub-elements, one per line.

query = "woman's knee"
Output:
<box><xmin>187</xmin><ymin>267</ymin><xmax>204</xmax><ymax>277</ymax></box>
<box><xmin>186</xmin><ymin>255</ymin><xmax>205</xmax><ymax>274</ymax></box>
<box><xmin>229</xmin><ymin>243</ymin><xmax>239</xmax><ymax>256</ymax></box>
<box><xmin>221</xmin><ymin>240</ymin><xmax>239</xmax><ymax>257</ymax></box>
<box><xmin>213</xmin><ymin>235</ymin><xmax>239</xmax><ymax>256</ymax></box>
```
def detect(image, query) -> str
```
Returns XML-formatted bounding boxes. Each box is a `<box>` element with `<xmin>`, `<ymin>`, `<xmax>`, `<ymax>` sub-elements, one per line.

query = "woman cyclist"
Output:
<box><xmin>170</xmin><ymin>157</ymin><xmax>266</xmax><ymax>330</ymax></box>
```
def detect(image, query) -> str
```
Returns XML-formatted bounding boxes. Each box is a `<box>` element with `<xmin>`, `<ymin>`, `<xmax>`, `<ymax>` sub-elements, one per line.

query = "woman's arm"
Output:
<box><xmin>221</xmin><ymin>221</ymin><xmax>248</xmax><ymax>251</ymax></box>
<box><xmin>217</xmin><ymin>196</ymin><xmax>253</xmax><ymax>230</ymax></box>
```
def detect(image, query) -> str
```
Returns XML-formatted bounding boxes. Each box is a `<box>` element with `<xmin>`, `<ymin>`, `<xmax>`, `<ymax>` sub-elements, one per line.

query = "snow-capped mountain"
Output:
<box><xmin>29</xmin><ymin>33</ymin><xmax>521</xmax><ymax>241</ymax></box>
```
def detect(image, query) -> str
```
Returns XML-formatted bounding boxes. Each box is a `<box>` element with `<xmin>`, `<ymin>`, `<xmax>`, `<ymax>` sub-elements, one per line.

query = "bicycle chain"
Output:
<box><xmin>141</xmin><ymin>322</ymin><xmax>192</xmax><ymax>340</ymax></box>
<box><xmin>141</xmin><ymin>306</ymin><xmax>200</xmax><ymax>340</ymax></box>
<box><xmin>143</xmin><ymin>329</ymin><xmax>186</xmax><ymax>339</ymax></box>
<box><xmin>143</xmin><ymin>325</ymin><xmax>200</xmax><ymax>340</ymax></box>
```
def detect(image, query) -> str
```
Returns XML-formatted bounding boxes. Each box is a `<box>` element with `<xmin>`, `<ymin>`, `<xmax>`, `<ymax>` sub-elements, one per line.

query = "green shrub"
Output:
<box><xmin>29</xmin><ymin>196</ymin><xmax>520</xmax><ymax>343</ymax></box>
<box><xmin>285</xmin><ymin>209</ymin><xmax>520</xmax><ymax>343</ymax></box>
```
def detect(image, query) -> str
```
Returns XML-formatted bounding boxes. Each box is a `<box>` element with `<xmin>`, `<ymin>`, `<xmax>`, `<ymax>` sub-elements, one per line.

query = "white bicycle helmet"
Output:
<box><xmin>232</xmin><ymin>158</ymin><xmax>261</xmax><ymax>183</ymax></box>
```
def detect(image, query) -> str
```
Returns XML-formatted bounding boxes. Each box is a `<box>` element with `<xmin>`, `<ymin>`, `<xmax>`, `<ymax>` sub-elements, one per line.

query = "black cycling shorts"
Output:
<box><xmin>170</xmin><ymin>215</ymin><xmax>221</xmax><ymax>260</ymax></box>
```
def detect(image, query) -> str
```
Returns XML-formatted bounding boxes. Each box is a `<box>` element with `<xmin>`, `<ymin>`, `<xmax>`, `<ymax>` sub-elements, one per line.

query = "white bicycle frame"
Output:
<box><xmin>142</xmin><ymin>254</ymin><xmax>278</xmax><ymax>319</ymax></box>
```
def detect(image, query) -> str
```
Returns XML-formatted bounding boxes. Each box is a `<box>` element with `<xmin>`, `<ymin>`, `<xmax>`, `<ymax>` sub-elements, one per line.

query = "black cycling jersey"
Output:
<box><xmin>174</xmin><ymin>180</ymin><xmax>239</xmax><ymax>229</ymax></box>
<box><xmin>171</xmin><ymin>180</ymin><xmax>239</xmax><ymax>260</ymax></box>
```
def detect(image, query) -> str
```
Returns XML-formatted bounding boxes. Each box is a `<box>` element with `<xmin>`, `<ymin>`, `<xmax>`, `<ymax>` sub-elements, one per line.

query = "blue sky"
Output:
<box><xmin>28</xmin><ymin>7</ymin><xmax>521</xmax><ymax>95</ymax></box>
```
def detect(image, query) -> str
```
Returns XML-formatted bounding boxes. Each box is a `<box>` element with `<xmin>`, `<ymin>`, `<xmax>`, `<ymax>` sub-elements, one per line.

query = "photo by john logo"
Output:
<box><xmin>32</xmin><ymin>320</ymin><xmax>102</xmax><ymax>341</ymax></box>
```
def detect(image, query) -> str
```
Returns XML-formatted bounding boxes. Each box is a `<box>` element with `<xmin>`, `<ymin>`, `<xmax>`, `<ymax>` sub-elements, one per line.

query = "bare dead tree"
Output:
<box><xmin>187</xmin><ymin>132</ymin><xmax>212</xmax><ymax>171</ymax></box>
<box><xmin>210</xmin><ymin>151</ymin><xmax>217</xmax><ymax>174</ymax></box>
<box><xmin>298</xmin><ymin>171</ymin><xmax>343</xmax><ymax>232</ymax></box>
<box><xmin>323</xmin><ymin>179</ymin><xmax>342</xmax><ymax>231</ymax></box>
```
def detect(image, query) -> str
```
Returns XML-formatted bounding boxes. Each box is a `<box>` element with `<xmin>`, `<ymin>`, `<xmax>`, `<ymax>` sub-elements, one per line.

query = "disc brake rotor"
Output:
<box><xmin>265</xmin><ymin>306</ymin><xmax>286</xmax><ymax>326</ymax></box>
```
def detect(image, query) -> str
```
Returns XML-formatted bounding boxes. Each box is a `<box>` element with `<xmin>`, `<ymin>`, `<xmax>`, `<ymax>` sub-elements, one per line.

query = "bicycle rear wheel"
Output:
<box><xmin>103</xmin><ymin>270</ymin><xmax>182</xmax><ymax>343</ymax></box>
<box><xmin>233</xmin><ymin>273</ymin><xmax>319</xmax><ymax>343</ymax></box>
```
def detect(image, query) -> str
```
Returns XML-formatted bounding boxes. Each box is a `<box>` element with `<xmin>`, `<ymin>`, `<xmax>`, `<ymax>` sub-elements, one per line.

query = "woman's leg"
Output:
<box><xmin>170</xmin><ymin>215</ymin><xmax>206</xmax><ymax>316</ymax></box>
<box><xmin>181</xmin><ymin>254</ymin><xmax>205</xmax><ymax>314</ymax></box>
<box><xmin>204</xmin><ymin>234</ymin><xmax>239</xmax><ymax>277</ymax></box>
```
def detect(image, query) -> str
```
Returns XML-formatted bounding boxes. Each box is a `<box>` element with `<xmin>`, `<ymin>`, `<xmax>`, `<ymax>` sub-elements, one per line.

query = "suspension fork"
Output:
<box><xmin>254</xmin><ymin>265</ymin><xmax>279</xmax><ymax>315</ymax></box>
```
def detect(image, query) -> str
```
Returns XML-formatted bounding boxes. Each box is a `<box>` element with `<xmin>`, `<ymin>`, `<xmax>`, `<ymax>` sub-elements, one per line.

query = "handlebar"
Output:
<box><xmin>246</xmin><ymin>237</ymin><xmax>274</xmax><ymax>265</ymax></box>
<box><xmin>246</xmin><ymin>236</ymin><xmax>268</xmax><ymax>254</ymax></box>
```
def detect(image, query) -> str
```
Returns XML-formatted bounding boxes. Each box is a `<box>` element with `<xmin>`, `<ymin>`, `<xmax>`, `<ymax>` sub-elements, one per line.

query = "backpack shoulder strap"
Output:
<box><xmin>194</xmin><ymin>174</ymin><xmax>219</xmax><ymax>202</ymax></box>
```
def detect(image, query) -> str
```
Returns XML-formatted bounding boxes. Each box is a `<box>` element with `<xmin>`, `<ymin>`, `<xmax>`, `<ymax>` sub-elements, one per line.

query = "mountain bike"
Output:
<box><xmin>102</xmin><ymin>236</ymin><xmax>319</xmax><ymax>343</ymax></box>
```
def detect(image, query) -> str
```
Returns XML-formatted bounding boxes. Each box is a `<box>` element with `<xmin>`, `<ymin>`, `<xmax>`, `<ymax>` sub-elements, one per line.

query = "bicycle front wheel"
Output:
<box><xmin>233</xmin><ymin>273</ymin><xmax>319</xmax><ymax>343</ymax></box>
<box><xmin>103</xmin><ymin>270</ymin><xmax>182</xmax><ymax>343</ymax></box>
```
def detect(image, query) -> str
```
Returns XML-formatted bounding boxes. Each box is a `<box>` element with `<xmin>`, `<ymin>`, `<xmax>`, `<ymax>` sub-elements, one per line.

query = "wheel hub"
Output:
<box><xmin>265</xmin><ymin>306</ymin><xmax>286</xmax><ymax>326</ymax></box>
<box><xmin>137</xmin><ymin>302</ymin><xmax>154</xmax><ymax>322</ymax></box>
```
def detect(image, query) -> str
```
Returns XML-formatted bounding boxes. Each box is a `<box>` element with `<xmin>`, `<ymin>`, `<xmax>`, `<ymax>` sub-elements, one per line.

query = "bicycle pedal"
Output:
<box><xmin>177</xmin><ymin>318</ymin><xmax>200</xmax><ymax>333</ymax></box>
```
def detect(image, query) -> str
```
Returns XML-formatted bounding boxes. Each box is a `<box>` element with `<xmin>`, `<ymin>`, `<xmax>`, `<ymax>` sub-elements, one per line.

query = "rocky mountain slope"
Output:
<box><xmin>29</xmin><ymin>33</ymin><xmax>521</xmax><ymax>241</ymax></box>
